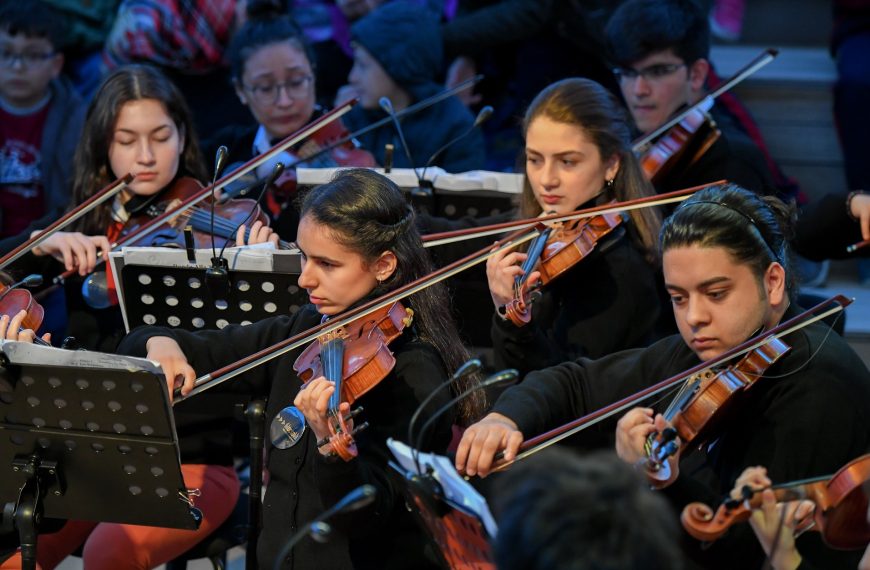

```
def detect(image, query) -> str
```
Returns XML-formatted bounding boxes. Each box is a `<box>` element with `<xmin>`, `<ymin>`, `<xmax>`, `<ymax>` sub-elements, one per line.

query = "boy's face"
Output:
<box><xmin>663</xmin><ymin>245</ymin><xmax>785</xmax><ymax>361</ymax></box>
<box><xmin>347</xmin><ymin>44</ymin><xmax>402</xmax><ymax>110</ymax></box>
<box><xmin>615</xmin><ymin>49</ymin><xmax>707</xmax><ymax>135</ymax></box>
<box><xmin>0</xmin><ymin>30</ymin><xmax>63</xmax><ymax>109</ymax></box>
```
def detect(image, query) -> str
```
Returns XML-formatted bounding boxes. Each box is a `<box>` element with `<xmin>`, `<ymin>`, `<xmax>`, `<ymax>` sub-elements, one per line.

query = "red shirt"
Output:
<box><xmin>0</xmin><ymin>101</ymin><xmax>50</xmax><ymax>238</ymax></box>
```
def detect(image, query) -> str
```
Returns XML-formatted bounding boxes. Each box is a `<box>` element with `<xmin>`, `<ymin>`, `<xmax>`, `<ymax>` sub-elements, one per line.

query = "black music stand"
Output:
<box><xmin>387</xmin><ymin>440</ymin><xmax>496</xmax><ymax>570</ymax></box>
<box><xmin>0</xmin><ymin>341</ymin><xmax>200</xmax><ymax>570</ymax></box>
<box><xmin>110</xmin><ymin>247</ymin><xmax>306</xmax><ymax>332</ymax></box>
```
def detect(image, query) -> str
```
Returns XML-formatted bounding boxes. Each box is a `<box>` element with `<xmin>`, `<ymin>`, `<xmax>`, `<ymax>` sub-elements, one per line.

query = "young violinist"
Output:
<box><xmin>485</xmin><ymin>77</ymin><xmax>662</xmax><ymax>375</ymax></box>
<box><xmin>208</xmin><ymin>1</ymin><xmax>376</xmax><ymax>238</ymax></box>
<box><xmin>0</xmin><ymin>63</ymin><xmax>276</xmax><ymax>570</ymax></box>
<box><xmin>115</xmin><ymin>168</ymin><xmax>482</xmax><ymax>569</ymax></box>
<box><xmin>456</xmin><ymin>184</ymin><xmax>870</xmax><ymax>569</ymax></box>
<box><xmin>604</xmin><ymin>0</ymin><xmax>778</xmax><ymax>196</ymax></box>
<box><xmin>725</xmin><ymin>464</ymin><xmax>870</xmax><ymax>570</ymax></box>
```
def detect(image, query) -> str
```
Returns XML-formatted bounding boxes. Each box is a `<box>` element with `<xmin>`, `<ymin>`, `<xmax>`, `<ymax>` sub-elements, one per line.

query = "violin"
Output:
<box><xmin>221</xmin><ymin>114</ymin><xmax>376</xmax><ymax>217</ymax></box>
<box><xmin>0</xmin><ymin>275</ymin><xmax>51</xmax><ymax>347</ymax></box>
<box><xmin>292</xmin><ymin>301</ymin><xmax>414</xmax><ymax>461</ymax></box>
<box><xmin>637</xmin><ymin>104</ymin><xmax>721</xmax><ymax>184</ymax></box>
<box><xmin>504</xmin><ymin>211</ymin><xmax>624</xmax><ymax>327</ymax></box>
<box><xmin>643</xmin><ymin>335</ymin><xmax>791</xmax><ymax>488</ymax></box>
<box><xmin>681</xmin><ymin>454</ymin><xmax>870</xmax><ymax>550</ymax></box>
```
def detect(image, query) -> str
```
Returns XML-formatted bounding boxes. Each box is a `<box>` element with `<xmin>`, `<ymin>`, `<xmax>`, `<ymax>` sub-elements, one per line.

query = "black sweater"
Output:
<box><xmin>491</xmin><ymin>305</ymin><xmax>870</xmax><ymax>569</ymax></box>
<box><xmin>119</xmin><ymin>305</ymin><xmax>453</xmax><ymax>569</ymax></box>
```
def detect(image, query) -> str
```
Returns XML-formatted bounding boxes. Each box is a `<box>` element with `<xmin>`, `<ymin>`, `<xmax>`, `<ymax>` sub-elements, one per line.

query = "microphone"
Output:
<box><xmin>412</xmin><ymin>367</ymin><xmax>517</xmax><ymax>476</ymax></box>
<box><xmin>419</xmin><ymin>105</ymin><xmax>493</xmax><ymax>187</ymax></box>
<box><xmin>272</xmin><ymin>484</ymin><xmax>377</xmax><ymax>570</ymax></box>
<box><xmin>0</xmin><ymin>274</ymin><xmax>42</xmax><ymax>302</ymax></box>
<box><xmin>406</xmin><ymin>358</ymin><xmax>482</xmax><ymax>460</ymax></box>
<box><xmin>207</xmin><ymin>146</ymin><xmax>229</xmax><ymax>282</ymax></box>
<box><xmin>378</xmin><ymin>97</ymin><xmax>422</xmax><ymax>186</ymax></box>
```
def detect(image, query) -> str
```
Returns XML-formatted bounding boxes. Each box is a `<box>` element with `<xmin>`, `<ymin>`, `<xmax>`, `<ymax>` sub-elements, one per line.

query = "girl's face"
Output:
<box><xmin>108</xmin><ymin>98</ymin><xmax>184</xmax><ymax>198</ymax></box>
<box><xmin>296</xmin><ymin>215</ymin><xmax>396</xmax><ymax>315</ymax></box>
<box><xmin>524</xmin><ymin>116</ymin><xmax>620</xmax><ymax>216</ymax></box>
<box><xmin>663</xmin><ymin>244</ymin><xmax>785</xmax><ymax>361</ymax></box>
<box><xmin>236</xmin><ymin>41</ymin><xmax>316</xmax><ymax>141</ymax></box>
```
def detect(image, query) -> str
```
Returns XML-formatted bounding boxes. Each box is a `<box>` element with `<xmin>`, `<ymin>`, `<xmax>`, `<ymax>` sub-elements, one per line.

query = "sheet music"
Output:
<box><xmin>297</xmin><ymin>167</ymin><xmax>523</xmax><ymax>195</ymax></box>
<box><xmin>0</xmin><ymin>340</ymin><xmax>163</xmax><ymax>374</ymax></box>
<box><xmin>387</xmin><ymin>438</ymin><xmax>497</xmax><ymax>537</ymax></box>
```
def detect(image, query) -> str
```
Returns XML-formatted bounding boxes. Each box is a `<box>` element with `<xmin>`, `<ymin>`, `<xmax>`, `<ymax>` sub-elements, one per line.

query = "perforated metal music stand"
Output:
<box><xmin>110</xmin><ymin>247</ymin><xmax>306</xmax><ymax>332</ymax></box>
<box><xmin>0</xmin><ymin>341</ymin><xmax>200</xmax><ymax>570</ymax></box>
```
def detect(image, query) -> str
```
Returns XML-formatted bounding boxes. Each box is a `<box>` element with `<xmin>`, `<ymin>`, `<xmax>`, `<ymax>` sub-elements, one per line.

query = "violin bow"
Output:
<box><xmin>0</xmin><ymin>174</ymin><xmax>134</xmax><ymax>273</ymax></box>
<box><xmin>51</xmin><ymin>101</ymin><xmax>355</xmax><ymax>285</ymax></box>
<box><xmin>172</xmin><ymin>222</ymin><xmax>540</xmax><ymax>404</ymax></box>
<box><xmin>632</xmin><ymin>48</ymin><xmax>779</xmax><ymax>152</ymax></box>
<box><xmin>488</xmin><ymin>294</ymin><xmax>852</xmax><ymax>473</ymax></box>
<box><xmin>422</xmin><ymin>181</ymin><xmax>724</xmax><ymax>248</ymax></box>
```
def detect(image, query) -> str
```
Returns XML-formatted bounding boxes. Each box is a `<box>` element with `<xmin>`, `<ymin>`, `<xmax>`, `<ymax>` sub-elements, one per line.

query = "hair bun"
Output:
<box><xmin>246</xmin><ymin>0</ymin><xmax>287</xmax><ymax>21</ymax></box>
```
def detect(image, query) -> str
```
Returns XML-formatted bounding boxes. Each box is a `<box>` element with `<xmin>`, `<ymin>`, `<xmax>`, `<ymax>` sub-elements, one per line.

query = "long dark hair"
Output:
<box><xmin>300</xmin><ymin>169</ymin><xmax>484</xmax><ymax>423</ymax></box>
<box><xmin>521</xmin><ymin>78</ymin><xmax>661</xmax><ymax>263</ymax></box>
<box><xmin>71</xmin><ymin>64</ymin><xmax>207</xmax><ymax>234</ymax></box>
<box><xmin>660</xmin><ymin>183</ymin><xmax>796</xmax><ymax>299</ymax></box>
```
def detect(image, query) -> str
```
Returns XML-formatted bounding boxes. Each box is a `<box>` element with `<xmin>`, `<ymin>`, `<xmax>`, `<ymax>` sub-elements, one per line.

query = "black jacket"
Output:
<box><xmin>492</xmin><ymin>305</ymin><xmax>870</xmax><ymax>569</ymax></box>
<box><xmin>119</xmin><ymin>305</ymin><xmax>453</xmax><ymax>569</ymax></box>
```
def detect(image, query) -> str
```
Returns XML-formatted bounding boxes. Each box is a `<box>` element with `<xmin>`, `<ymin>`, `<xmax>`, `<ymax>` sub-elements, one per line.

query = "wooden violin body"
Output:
<box><xmin>682</xmin><ymin>454</ymin><xmax>870</xmax><ymax>549</ymax></box>
<box><xmin>293</xmin><ymin>301</ymin><xmax>414</xmax><ymax>460</ymax></box>
<box><xmin>638</xmin><ymin>107</ymin><xmax>722</xmax><ymax>184</ymax></box>
<box><xmin>644</xmin><ymin>336</ymin><xmax>792</xmax><ymax>488</ymax></box>
<box><xmin>505</xmin><ymin>211</ymin><xmax>624</xmax><ymax>327</ymax></box>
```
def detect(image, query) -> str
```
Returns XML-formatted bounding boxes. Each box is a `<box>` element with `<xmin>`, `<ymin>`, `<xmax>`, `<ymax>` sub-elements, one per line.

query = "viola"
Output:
<box><xmin>681</xmin><ymin>454</ymin><xmax>870</xmax><ymax>550</ymax></box>
<box><xmin>504</xmin><ymin>211</ymin><xmax>624</xmax><ymax>327</ymax></box>
<box><xmin>643</xmin><ymin>335</ymin><xmax>792</xmax><ymax>488</ymax></box>
<box><xmin>292</xmin><ymin>301</ymin><xmax>414</xmax><ymax>461</ymax></box>
<box><xmin>0</xmin><ymin>277</ymin><xmax>51</xmax><ymax>347</ymax></box>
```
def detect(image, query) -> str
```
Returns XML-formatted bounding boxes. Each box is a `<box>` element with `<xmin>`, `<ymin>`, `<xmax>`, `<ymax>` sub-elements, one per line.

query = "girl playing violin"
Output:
<box><xmin>0</xmin><ymin>63</ymin><xmax>275</xmax><ymax>570</ymax></box>
<box><xmin>63</xmin><ymin>63</ymin><xmax>276</xmax><ymax>353</ymax></box>
<box><xmin>208</xmin><ymin>1</ymin><xmax>375</xmax><ymax>238</ymax></box>
<box><xmin>116</xmin><ymin>168</ymin><xmax>481</xmax><ymax>569</ymax></box>
<box><xmin>456</xmin><ymin>184</ymin><xmax>870</xmax><ymax>568</ymax></box>
<box><xmin>486</xmin><ymin>78</ymin><xmax>663</xmax><ymax>375</ymax></box>
<box><xmin>421</xmin><ymin>77</ymin><xmax>662</xmax><ymax>374</ymax></box>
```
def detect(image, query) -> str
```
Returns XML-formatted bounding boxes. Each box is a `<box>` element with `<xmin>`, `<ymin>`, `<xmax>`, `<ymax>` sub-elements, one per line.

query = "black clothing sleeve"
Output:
<box><xmin>490</xmin><ymin>230</ymin><xmax>661</xmax><ymax>376</ymax></box>
<box><xmin>793</xmin><ymin>193</ymin><xmax>865</xmax><ymax>260</ymax></box>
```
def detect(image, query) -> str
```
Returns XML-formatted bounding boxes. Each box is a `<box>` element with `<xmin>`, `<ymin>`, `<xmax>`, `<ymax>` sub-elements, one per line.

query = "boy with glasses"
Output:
<box><xmin>0</xmin><ymin>1</ymin><xmax>84</xmax><ymax>249</ymax></box>
<box><xmin>604</xmin><ymin>0</ymin><xmax>776</xmax><ymax>198</ymax></box>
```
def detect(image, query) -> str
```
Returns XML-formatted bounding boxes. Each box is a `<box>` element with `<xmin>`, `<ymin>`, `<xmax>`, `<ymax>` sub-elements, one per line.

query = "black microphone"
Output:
<box><xmin>207</xmin><ymin>146</ymin><xmax>229</xmax><ymax>284</ymax></box>
<box><xmin>419</xmin><ymin>105</ymin><xmax>493</xmax><ymax>186</ymax></box>
<box><xmin>0</xmin><ymin>274</ymin><xmax>43</xmax><ymax>302</ymax></box>
<box><xmin>378</xmin><ymin>96</ymin><xmax>422</xmax><ymax>187</ymax></box>
<box><xmin>413</xmin><ymin>368</ymin><xmax>518</xmax><ymax>476</ymax></box>
<box><xmin>406</xmin><ymin>358</ymin><xmax>482</xmax><ymax>461</ymax></box>
<box><xmin>272</xmin><ymin>484</ymin><xmax>377</xmax><ymax>570</ymax></box>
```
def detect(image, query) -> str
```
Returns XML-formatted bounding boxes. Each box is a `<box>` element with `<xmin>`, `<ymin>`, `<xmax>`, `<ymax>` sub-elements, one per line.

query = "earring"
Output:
<box><xmin>605</xmin><ymin>178</ymin><xmax>614</xmax><ymax>189</ymax></box>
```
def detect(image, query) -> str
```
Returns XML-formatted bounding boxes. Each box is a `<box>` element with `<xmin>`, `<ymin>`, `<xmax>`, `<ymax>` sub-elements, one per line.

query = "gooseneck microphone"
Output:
<box><xmin>272</xmin><ymin>484</ymin><xmax>377</xmax><ymax>570</ymax></box>
<box><xmin>419</xmin><ymin>105</ymin><xmax>494</xmax><ymax>186</ymax></box>
<box><xmin>207</xmin><ymin>146</ymin><xmax>229</xmax><ymax>281</ymax></box>
<box><xmin>413</xmin><ymin>368</ymin><xmax>518</xmax><ymax>473</ymax></box>
<box><xmin>378</xmin><ymin>96</ymin><xmax>422</xmax><ymax>186</ymax></box>
<box><xmin>0</xmin><ymin>274</ymin><xmax>43</xmax><ymax>302</ymax></box>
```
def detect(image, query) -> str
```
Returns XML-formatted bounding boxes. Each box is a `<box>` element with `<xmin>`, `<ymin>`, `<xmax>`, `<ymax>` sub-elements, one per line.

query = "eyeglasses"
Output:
<box><xmin>243</xmin><ymin>75</ymin><xmax>313</xmax><ymax>105</ymax></box>
<box><xmin>612</xmin><ymin>63</ymin><xmax>686</xmax><ymax>83</ymax></box>
<box><xmin>0</xmin><ymin>49</ymin><xmax>56</xmax><ymax>68</ymax></box>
